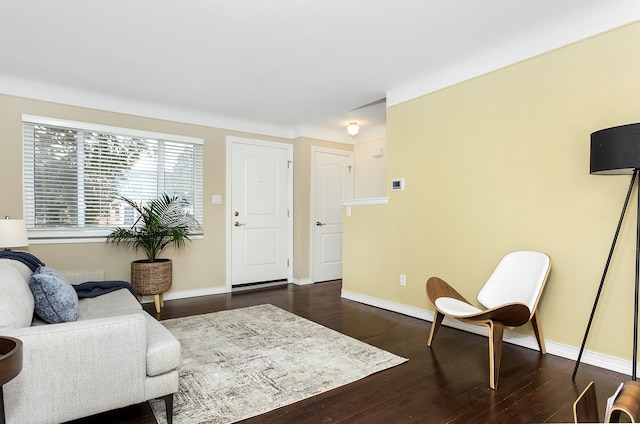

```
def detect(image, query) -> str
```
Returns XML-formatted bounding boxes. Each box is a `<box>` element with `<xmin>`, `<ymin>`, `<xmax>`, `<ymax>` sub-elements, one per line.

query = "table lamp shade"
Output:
<box><xmin>0</xmin><ymin>219</ymin><xmax>28</xmax><ymax>249</ymax></box>
<box><xmin>591</xmin><ymin>123</ymin><xmax>640</xmax><ymax>175</ymax></box>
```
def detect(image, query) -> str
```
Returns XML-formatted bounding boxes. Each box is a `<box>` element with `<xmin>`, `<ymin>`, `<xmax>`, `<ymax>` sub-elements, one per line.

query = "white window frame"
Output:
<box><xmin>22</xmin><ymin>114</ymin><xmax>204</xmax><ymax>244</ymax></box>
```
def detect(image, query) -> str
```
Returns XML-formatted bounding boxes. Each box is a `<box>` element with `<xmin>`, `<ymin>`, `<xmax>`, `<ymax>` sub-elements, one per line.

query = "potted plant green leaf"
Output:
<box><xmin>106</xmin><ymin>193</ymin><xmax>200</xmax><ymax>312</ymax></box>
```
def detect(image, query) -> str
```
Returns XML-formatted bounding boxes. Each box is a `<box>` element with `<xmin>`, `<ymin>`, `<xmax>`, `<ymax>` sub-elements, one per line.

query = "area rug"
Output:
<box><xmin>149</xmin><ymin>304</ymin><xmax>407</xmax><ymax>424</ymax></box>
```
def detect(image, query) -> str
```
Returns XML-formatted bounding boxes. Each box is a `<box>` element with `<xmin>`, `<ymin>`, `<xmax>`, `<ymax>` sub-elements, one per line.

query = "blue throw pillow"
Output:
<box><xmin>29</xmin><ymin>266</ymin><xmax>78</xmax><ymax>324</ymax></box>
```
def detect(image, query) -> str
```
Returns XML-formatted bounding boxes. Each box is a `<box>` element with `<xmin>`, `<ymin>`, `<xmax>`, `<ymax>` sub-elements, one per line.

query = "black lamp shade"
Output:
<box><xmin>591</xmin><ymin>123</ymin><xmax>640</xmax><ymax>175</ymax></box>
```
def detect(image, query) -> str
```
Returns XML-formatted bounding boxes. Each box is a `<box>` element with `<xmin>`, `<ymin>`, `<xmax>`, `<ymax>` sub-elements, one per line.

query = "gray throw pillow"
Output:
<box><xmin>29</xmin><ymin>266</ymin><xmax>78</xmax><ymax>324</ymax></box>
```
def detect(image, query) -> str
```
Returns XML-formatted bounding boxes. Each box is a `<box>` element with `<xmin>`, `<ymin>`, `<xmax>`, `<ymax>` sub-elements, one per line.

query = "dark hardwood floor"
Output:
<box><xmin>69</xmin><ymin>280</ymin><xmax>628</xmax><ymax>423</ymax></box>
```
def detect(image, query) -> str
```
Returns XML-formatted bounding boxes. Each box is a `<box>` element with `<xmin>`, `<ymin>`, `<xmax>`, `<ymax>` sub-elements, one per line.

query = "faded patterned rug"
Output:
<box><xmin>150</xmin><ymin>304</ymin><xmax>407</xmax><ymax>423</ymax></box>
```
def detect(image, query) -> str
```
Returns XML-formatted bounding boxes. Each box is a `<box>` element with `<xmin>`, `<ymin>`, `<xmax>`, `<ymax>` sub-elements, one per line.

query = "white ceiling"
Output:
<box><xmin>1</xmin><ymin>1</ymin><xmax>639</xmax><ymax>143</ymax></box>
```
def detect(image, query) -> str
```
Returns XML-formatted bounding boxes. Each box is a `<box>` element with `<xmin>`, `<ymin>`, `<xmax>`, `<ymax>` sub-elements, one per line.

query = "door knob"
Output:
<box><xmin>316</xmin><ymin>221</ymin><xmax>325</xmax><ymax>226</ymax></box>
<box><xmin>234</xmin><ymin>221</ymin><xmax>245</xmax><ymax>227</ymax></box>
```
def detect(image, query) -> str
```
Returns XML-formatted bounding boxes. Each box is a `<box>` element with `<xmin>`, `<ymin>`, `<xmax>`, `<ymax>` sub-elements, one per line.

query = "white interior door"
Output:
<box><xmin>230</xmin><ymin>140</ymin><xmax>291</xmax><ymax>287</ymax></box>
<box><xmin>312</xmin><ymin>148</ymin><xmax>353</xmax><ymax>283</ymax></box>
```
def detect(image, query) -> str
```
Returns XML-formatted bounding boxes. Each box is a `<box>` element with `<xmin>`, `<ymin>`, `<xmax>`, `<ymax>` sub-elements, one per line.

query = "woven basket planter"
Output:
<box><xmin>131</xmin><ymin>259</ymin><xmax>172</xmax><ymax>296</ymax></box>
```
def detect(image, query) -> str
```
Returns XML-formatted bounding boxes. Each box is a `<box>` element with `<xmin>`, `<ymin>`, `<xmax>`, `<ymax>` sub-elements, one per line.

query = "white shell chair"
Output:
<box><xmin>426</xmin><ymin>251</ymin><xmax>552</xmax><ymax>389</ymax></box>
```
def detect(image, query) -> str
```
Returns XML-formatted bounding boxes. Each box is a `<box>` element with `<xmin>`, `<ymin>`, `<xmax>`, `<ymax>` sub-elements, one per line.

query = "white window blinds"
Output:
<box><xmin>23</xmin><ymin>116</ymin><xmax>203</xmax><ymax>239</ymax></box>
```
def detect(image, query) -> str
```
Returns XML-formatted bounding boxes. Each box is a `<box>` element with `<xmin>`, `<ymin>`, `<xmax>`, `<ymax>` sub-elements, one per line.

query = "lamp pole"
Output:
<box><xmin>634</xmin><ymin>168</ymin><xmax>640</xmax><ymax>380</ymax></box>
<box><xmin>572</xmin><ymin>170</ymin><xmax>639</xmax><ymax>379</ymax></box>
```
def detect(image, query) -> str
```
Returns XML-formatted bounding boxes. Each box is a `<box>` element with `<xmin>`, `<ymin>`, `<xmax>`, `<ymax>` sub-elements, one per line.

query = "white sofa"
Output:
<box><xmin>0</xmin><ymin>258</ymin><xmax>181</xmax><ymax>424</ymax></box>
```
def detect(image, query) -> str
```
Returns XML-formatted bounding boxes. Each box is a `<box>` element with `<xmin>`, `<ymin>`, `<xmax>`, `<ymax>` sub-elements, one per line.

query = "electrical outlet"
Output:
<box><xmin>400</xmin><ymin>274</ymin><xmax>406</xmax><ymax>286</ymax></box>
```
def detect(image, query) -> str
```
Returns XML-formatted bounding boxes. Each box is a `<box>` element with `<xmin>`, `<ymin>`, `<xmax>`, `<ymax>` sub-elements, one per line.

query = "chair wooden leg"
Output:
<box><xmin>530</xmin><ymin>311</ymin><xmax>546</xmax><ymax>354</ymax></box>
<box><xmin>427</xmin><ymin>311</ymin><xmax>445</xmax><ymax>347</ymax></box>
<box><xmin>488</xmin><ymin>320</ymin><xmax>505</xmax><ymax>390</ymax></box>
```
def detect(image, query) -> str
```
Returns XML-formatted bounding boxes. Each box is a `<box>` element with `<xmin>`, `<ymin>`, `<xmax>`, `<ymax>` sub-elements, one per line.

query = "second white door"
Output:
<box><xmin>312</xmin><ymin>148</ymin><xmax>353</xmax><ymax>283</ymax></box>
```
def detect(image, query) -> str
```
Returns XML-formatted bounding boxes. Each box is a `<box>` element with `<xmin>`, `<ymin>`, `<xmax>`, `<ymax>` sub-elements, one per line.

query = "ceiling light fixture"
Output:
<box><xmin>347</xmin><ymin>122</ymin><xmax>359</xmax><ymax>136</ymax></box>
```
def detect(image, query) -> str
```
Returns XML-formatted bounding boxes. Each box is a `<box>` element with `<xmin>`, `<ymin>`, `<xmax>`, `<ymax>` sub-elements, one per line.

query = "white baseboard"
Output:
<box><xmin>144</xmin><ymin>278</ymin><xmax>311</xmax><ymax>303</ymax></box>
<box><xmin>341</xmin><ymin>289</ymin><xmax>636</xmax><ymax>377</ymax></box>
<box><xmin>140</xmin><ymin>286</ymin><xmax>227</xmax><ymax>304</ymax></box>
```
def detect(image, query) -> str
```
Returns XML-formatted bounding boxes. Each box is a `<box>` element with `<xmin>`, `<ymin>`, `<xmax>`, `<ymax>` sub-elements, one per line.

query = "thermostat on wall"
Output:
<box><xmin>391</xmin><ymin>178</ymin><xmax>405</xmax><ymax>191</ymax></box>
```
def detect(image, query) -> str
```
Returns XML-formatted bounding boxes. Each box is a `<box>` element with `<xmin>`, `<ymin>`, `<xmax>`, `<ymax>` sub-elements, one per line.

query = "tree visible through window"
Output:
<box><xmin>23</xmin><ymin>116</ymin><xmax>203</xmax><ymax>239</ymax></box>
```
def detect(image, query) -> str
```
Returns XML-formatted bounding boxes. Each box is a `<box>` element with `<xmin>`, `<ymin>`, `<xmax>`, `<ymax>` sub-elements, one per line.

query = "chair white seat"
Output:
<box><xmin>425</xmin><ymin>250</ymin><xmax>551</xmax><ymax>389</ymax></box>
<box><xmin>435</xmin><ymin>297</ymin><xmax>482</xmax><ymax>316</ymax></box>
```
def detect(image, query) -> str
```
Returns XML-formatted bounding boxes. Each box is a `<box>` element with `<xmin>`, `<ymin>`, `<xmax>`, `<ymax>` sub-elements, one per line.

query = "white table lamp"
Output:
<box><xmin>0</xmin><ymin>217</ymin><xmax>29</xmax><ymax>250</ymax></box>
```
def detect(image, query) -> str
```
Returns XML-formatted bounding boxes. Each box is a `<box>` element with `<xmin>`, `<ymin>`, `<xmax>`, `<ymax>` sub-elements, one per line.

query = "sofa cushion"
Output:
<box><xmin>0</xmin><ymin>261</ymin><xmax>35</xmax><ymax>330</ymax></box>
<box><xmin>76</xmin><ymin>288</ymin><xmax>142</xmax><ymax>320</ymax></box>
<box><xmin>29</xmin><ymin>266</ymin><xmax>79</xmax><ymax>324</ymax></box>
<box><xmin>0</xmin><ymin>258</ymin><xmax>34</xmax><ymax>282</ymax></box>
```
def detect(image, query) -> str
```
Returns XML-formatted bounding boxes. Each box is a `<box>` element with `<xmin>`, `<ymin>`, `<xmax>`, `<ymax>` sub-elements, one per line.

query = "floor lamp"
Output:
<box><xmin>573</xmin><ymin>123</ymin><xmax>640</xmax><ymax>380</ymax></box>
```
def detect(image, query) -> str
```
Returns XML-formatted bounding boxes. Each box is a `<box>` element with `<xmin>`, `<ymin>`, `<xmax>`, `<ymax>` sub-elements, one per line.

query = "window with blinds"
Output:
<box><xmin>22</xmin><ymin>115</ymin><xmax>203</xmax><ymax>240</ymax></box>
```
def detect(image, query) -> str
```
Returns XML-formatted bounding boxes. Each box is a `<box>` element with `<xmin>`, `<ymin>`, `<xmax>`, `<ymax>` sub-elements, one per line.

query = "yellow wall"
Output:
<box><xmin>354</xmin><ymin>137</ymin><xmax>386</xmax><ymax>199</ymax></box>
<box><xmin>343</xmin><ymin>21</ymin><xmax>640</xmax><ymax>360</ymax></box>
<box><xmin>0</xmin><ymin>94</ymin><xmax>350</xmax><ymax>292</ymax></box>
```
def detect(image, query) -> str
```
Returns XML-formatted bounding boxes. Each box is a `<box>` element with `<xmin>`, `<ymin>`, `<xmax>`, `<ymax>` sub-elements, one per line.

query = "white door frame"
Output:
<box><xmin>226</xmin><ymin>136</ymin><xmax>293</xmax><ymax>292</ymax></box>
<box><xmin>309</xmin><ymin>146</ymin><xmax>353</xmax><ymax>284</ymax></box>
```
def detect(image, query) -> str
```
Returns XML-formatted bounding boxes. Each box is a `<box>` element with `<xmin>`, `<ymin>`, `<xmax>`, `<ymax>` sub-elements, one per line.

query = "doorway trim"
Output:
<box><xmin>226</xmin><ymin>136</ymin><xmax>293</xmax><ymax>292</ymax></box>
<box><xmin>309</xmin><ymin>146</ymin><xmax>354</xmax><ymax>284</ymax></box>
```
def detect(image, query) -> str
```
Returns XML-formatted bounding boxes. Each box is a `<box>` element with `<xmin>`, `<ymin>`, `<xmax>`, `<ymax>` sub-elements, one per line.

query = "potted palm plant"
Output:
<box><xmin>106</xmin><ymin>193</ymin><xmax>200</xmax><ymax>312</ymax></box>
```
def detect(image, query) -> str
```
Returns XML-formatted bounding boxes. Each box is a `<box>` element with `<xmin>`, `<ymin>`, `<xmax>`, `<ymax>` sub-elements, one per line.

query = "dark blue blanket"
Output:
<box><xmin>73</xmin><ymin>281</ymin><xmax>138</xmax><ymax>299</ymax></box>
<box><xmin>0</xmin><ymin>250</ymin><xmax>44</xmax><ymax>272</ymax></box>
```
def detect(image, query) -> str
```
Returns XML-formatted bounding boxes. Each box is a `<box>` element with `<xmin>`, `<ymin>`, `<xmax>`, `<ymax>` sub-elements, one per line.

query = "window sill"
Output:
<box><xmin>28</xmin><ymin>233</ymin><xmax>204</xmax><ymax>245</ymax></box>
